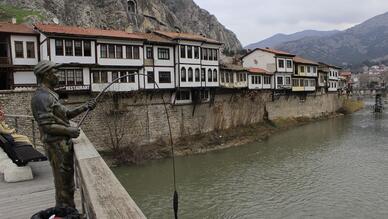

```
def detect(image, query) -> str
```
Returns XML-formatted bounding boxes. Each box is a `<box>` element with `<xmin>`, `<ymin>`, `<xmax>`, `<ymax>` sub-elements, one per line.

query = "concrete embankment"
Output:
<box><xmin>1</xmin><ymin>90</ymin><xmax>357</xmax><ymax>165</ymax></box>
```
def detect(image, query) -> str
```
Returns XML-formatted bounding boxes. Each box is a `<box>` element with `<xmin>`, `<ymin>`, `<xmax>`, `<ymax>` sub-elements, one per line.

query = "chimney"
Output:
<box><xmin>11</xmin><ymin>18</ymin><xmax>17</xmax><ymax>24</ymax></box>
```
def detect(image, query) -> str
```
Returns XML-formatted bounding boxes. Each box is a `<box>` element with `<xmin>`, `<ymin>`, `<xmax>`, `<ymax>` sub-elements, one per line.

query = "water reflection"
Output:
<box><xmin>113</xmin><ymin>106</ymin><xmax>388</xmax><ymax>219</ymax></box>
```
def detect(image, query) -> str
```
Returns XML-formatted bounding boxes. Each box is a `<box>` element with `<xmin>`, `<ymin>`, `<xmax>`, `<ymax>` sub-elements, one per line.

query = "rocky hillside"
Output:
<box><xmin>245</xmin><ymin>30</ymin><xmax>340</xmax><ymax>50</ymax></box>
<box><xmin>0</xmin><ymin>0</ymin><xmax>242</xmax><ymax>52</ymax></box>
<box><xmin>277</xmin><ymin>12</ymin><xmax>388</xmax><ymax>66</ymax></box>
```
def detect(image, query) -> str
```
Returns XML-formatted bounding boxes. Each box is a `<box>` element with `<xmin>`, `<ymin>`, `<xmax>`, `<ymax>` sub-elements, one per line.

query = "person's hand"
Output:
<box><xmin>86</xmin><ymin>99</ymin><xmax>97</xmax><ymax>111</ymax></box>
<box><xmin>68</xmin><ymin>127</ymin><xmax>81</xmax><ymax>138</ymax></box>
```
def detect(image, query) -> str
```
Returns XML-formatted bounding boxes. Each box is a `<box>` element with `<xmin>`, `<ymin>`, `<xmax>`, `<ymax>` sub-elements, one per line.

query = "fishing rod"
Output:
<box><xmin>76</xmin><ymin>72</ymin><xmax>179</xmax><ymax>219</ymax></box>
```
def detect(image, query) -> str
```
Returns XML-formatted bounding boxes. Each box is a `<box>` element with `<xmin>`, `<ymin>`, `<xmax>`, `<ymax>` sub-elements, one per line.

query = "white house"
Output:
<box><xmin>327</xmin><ymin>65</ymin><xmax>341</xmax><ymax>92</ymax></box>
<box><xmin>35</xmin><ymin>23</ymin><xmax>148</xmax><ymax>92</ymax></box>
<box><xmin>136</xmin><ymin>33</ymin><xmax>176</xmax><ymax>90</ymax></box>
<box><xmin>153</xmin><ymin>30</ymin><xmax>222</xmax><ymax>104</ymax></box>
<box><xmin>247</xmin><ymin>68</ymin><xmax>273</xmax><ymax>90</ymax></box>
<box><xmin>242</xmin><ymin>48</ymin><xmax>294</xmax><ymax>91</ymax></box>
<box><xmin>220</xmin><ymin>64</ymin><xmax>248</xmax><ymax>89</ymax></box>
<box><xmin>0</xmin><ymin>22</ymin><xmax>39</xmax><ymax>90</ymax></box>
<box><xmin>292</xmin><ymin>56</ymin><xmax>318</xmax><ymax>92</ymax></box>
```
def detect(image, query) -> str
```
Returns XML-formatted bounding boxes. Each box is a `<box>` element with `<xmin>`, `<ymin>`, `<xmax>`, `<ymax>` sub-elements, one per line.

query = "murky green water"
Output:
<box><xmin>113</xmin><ymin>103</ymin><xmax>388</xmax><ymax>218</ymax></box>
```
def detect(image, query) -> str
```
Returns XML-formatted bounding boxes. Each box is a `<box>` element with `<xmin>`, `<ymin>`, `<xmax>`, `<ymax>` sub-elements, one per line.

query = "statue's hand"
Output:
<box><xmin>68</xmin><ymin>127</ymin><xmax>81</xmax><ymax>138</ymax></box>
<box><xmin>86</xmin><ymin>99</ymin><xmax>97</xmax><ymax>111</ymax></box>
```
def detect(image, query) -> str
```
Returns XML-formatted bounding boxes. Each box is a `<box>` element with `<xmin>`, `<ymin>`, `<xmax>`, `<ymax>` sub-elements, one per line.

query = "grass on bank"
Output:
<box><xmin>339</xmin><ymin>98</ymin><xmax>365</xmax><ymax>114</ymax></box>
<box><xmin>0</xmin><ymin>4</ymin><xmax>44</xmax><ymax>23</ymax></box>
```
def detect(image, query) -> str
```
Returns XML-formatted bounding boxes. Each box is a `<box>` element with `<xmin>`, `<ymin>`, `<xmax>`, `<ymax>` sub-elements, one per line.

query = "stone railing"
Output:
<box><xmin>73</xmin><ymin>130</ymin><xmax>146</xmax><ymax>219</ymax></box>
<box><xmin>4</xmin><ymin>115</ymin><xmax>146</xmax><ymax>218</ymax></box>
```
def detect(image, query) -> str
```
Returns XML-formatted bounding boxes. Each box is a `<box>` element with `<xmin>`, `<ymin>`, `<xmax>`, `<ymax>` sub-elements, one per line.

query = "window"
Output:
<box><xmin>133</xmin><ymin>46</ymin><xmax>140</xmax><ymax>59</ymax></box>
<box><xmin>188</xmin><ymin>68</ymin><xmax>193</xmax><ymax>82</ymax></box>
<box><xmin>120</xmin><ymin>72</ymin><xmax>128</xmax><ymax>83</ymax></box>
<box><xmin>26</xmin><ymin>42</ymin><xmax>35</xmax><ymax>58</ymax></box>
<box><xmin>75</xmin><ymin>69</ymin><xmax>83</xmax><ymax>85</ymax></box>
<box><xmin>277</xmin><ymin>76</ymin><xmax>283</xmax><ymax>85</ymax></box>
<box><xmin>208</xmin><ymin>49</ymin><xmax>213</xmax><ymax>61</ymax></box>
<box><xmin>159</xmin><ymin>72</ymin><xmax>171</xmax><ymax>83</ymax></box>
<box><xmin>147</xmin><ymin>71</ymin><xmax>155</xmax><ymax>83</ymax></box>
<box><xmin>304</xmin><ymin>80</ymin><xmax>308</xmax><ymax>87</ymax></box>
<box><xmin>58</xmin><ymin>70</ymin><xmax>66</xmax><ymax>86</ymax></box>
<box><xmin>285</xmin><ymin>77</ymin><xmax>291</xmax><ymax>85</ymax></box>
<box><xmin>201</xmin><ymin>68</ymin><xmax>206</xmax><ymax>82</ymax></box>
<box><xmin>66</xmin><ymin>70</ymin><xmax>75</xmax><ymax>85</ymax></box>
<box><xmin>126</xmin><ymin>46</ymin><xmax>132</xmax><ymax>59</ymax></box>
<box><xmin>74</xmin><ymin>40</ymin><xmax>82</xmax><ymax>56</ymax></box>
<box><xmin>108</xmin><ymin>45</ymin><xmax>115</xmax><ymax>58</ymax></box>
<box><xmin>252</xmin><ymin>76</ymin><xmax>261</xmax><ymax>85</ymax></box>
<box><xmin>158</xmin><ymin>48</ymin><xmax>170</xmax><ymax>60</ymax></box>
<box><xmin>187</xmin><ymin>46</ymin><xmax>193</xmax><ymax>59</ymax></box>
<box><xmin>128</xmin><ymin>73</ymin><xmax>135</xmax><ymax>83</ymax></box>
<box><xmin>301</xmin><ymin>66</ymin><xmax>305</xmax><ymax>73</ymax></box>
<box><xmin>194</xmin><ymin>46</ymin><xmax>199</xmax><ymax>59</ymax></box>
<box><xmin>264</xmin><ymin>76</ymin><xmax>271</xmax><ymax>85</ymax></box>
<box><xmin>100</xmin><ymin>45</ymin><xmax>107</xmax><ymax>58</ymax></box>
<box><xmin>128</xmin><ymin>0</ymin><xmax>136</xmax><ymax>13</ymax></box>
<box><xmin>146</xmin><ymin>47</ymin><xmax>153</xmax><ymax>59</ymax></box>
<box><xmin>65</xmin><ymin>40</ymin><xmax>73</xmax><ymax>56</ymax></box>
<box><xmin>195</xmin><ymin>68</ymin><xmax>200</xmax><ymax>82</ymax></box>
<box><xmin>208</xmin><ymin>69</ymin><xmax>212</xmax><ymax>82</ymax></box>
<box><xmin>15</xmin><ymin>41</ymin><xmax>24</xmax><ymax>58</ymax></box>
<box><xmin>181</xmin><ymin>68</ymin><xmax>186</xmax><ymax>82</ymax></box>
<box><xmin>112</xmin><ymin>71</ymin><xmax>119</xmax><ymax>82</ymax></box>
<box><xmin>176</xmin><ymin>90</ymin><xmax>191</xmax><ymax>101</ymax></box>
<box><xmin>213</xmin><ymin>69</ymin><xmax>218</xmax><ymax>82</ymax></box>
<box><xmin>213</xmin><ymin>49</ymin><xmax>218</xmax><ymax>61</ymax></box>
<box><xmin>313</xmin><ymin>66</ymin><xmax>317</xmax><ymax>73</ymax></box>
<box><xmin>287</xmin><ymin>60</ymin><xmax>292</xmax><ymax>68</ymax></box>
<box><xmin>203</xmin><ymin>48</ymin><xmax>208</xmax><ymax>60</ymax></box>
<box><xmin>307</xmin><ymin>66</ymin><xmax>311</xmax><ymax>73</ymax></box>
<box><xmin>84</xmin><ymin>41</ymin><xmax>91</xmax><ymax>56</ymax></box>
<box><xmin>278</xmin><ymin>59</ymin><xmax>284</xmax><ymax>68</ymax></box>
<box><xmin>292</xmin><ymin>79</ymin><xmax>299</xmax><ymax>87</ymax></box>
<box><xmin>180</xmin><ymin>45</ymin><xmax>186</xmax><ymax>58</ymax></box>
<box><xmin>221</xmin><ymin>72</ymin><xmax>225</xmax><ymax>83</ymax></box>
<box><xmin>92</xmin><ymin>71</ymin><xmax>108</xmax><ymax>83</ymax></box>
<box><xmin>116</xmin><ymin>45</ymin><xmax>123</xmax><ymax>59</ymax></box>
<box><xmin>310</xmin><ymin>79</ymin><xmax>316</xmax><ymax>87</ymax></box>
<box><xmin>200</xmin><ymin>90</ymin><xmax>210</xmax><ymax>101</ymax></box>
<box><xmin>101</xmin><ymin>71</ymin><xmax>108</xmax><ymax>83</ymax></box>
<box><xmin>92</xmin><ymin>71</ymin><xmax>99</xmax><ymax>84</ymax></box>
<box><xmin>55</xmin><ymin>40</ymin><xmax>63</xmax><ymax>56</ymax></box>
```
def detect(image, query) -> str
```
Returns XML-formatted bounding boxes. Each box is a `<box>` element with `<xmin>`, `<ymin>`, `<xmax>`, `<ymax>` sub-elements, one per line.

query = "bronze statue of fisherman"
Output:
<box><xmin>31</xmin><ymin>60</ymin><xmax>96</xmax><ymax>208</ymax></box>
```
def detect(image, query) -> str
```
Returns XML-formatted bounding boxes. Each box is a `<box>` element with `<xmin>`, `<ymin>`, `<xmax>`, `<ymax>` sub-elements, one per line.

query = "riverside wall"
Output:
<box><xmin>0</xmin><ymin>90</ymin><xmax>342</xmax><ymax>150</ymax></box>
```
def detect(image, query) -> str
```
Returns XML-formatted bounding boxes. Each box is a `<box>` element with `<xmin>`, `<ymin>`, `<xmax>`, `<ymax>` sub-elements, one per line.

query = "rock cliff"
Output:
<box><xmin>0</xmin><ymin>0</ymin><xmax>242</xmax><ymax>52</ymax></box>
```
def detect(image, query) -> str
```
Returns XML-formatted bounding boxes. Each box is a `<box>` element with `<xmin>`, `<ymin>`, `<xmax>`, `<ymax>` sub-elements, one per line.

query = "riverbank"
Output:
<box><xmin>101</xmin><ymin>111</ymin><xmax>347</xmax><ymax>166</ymax></box>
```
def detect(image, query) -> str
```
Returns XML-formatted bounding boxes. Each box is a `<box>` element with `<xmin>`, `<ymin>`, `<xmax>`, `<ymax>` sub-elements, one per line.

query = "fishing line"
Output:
<box><xmin>77</xmin><ymin>72</ymin><xmax>179</xmax><ymax>219</ymax></box>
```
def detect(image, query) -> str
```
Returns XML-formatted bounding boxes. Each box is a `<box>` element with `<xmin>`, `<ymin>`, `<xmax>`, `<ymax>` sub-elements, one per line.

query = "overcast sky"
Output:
<box><xmin>194</xmin><ymin>0</ymin><xmax>388</xmax><ymax>46</ymax></box>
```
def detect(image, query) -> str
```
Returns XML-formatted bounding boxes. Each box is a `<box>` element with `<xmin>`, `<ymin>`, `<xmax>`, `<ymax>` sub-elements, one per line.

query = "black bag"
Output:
<box><xmin>0</xmin><ymin>134</ymin><xmax>47</xmax><ymax>166</ymax></box>
<box><xmin>30</xmin><ymin>207</ymin><xmax>81</xmax><ymax>219</ymax></box>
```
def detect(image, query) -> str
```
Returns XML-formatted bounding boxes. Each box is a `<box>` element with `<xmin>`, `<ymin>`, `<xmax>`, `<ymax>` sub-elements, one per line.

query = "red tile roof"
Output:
<box><xmin>340</xmin><ymin>71</ymin><xmax>352</xmax><ymax>77</ymax></box>
<box><xmin>153</xmin><ymin>30</ymin><xmax>221</xmax><ymax>44</ymax></box>
<box><xmin>0</xmin><ymin>22</ymin><xmax>37</xmax><ymax>35</ymax></box>
<box><xmin>293</xmin><ymin>56</ymin><xmax>319</xmax><ymax>65</ymax></box>
<box><xmin>247</xmin><ymin>68</ymin><xmax>272</xmax><ymax>75</ymax></box>
<box><xmin>133</xmin><ymin>32</ymin><xmax>175</xmax><ymax>44</ymax></box>
<box><xmin>258</xmin><ymin>48</ymin><xmax>295</xmax><ymax>56</ymax></box>
<box><xmin>34</xmin><ymin>23</ymin><xmax>145</xmax><ymax>40</ymax></box>
<box><xmin>242</xmin><ymin>47</ymin><xmax>295</xmax><ymax>59</ymax></box>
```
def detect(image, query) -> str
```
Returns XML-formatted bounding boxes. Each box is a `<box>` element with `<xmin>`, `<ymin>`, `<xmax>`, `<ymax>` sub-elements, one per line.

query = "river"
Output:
<box><xmin>113</xmin><ymin>103</ymin><xmax>388</xmax><ymax>218</ymax></box>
